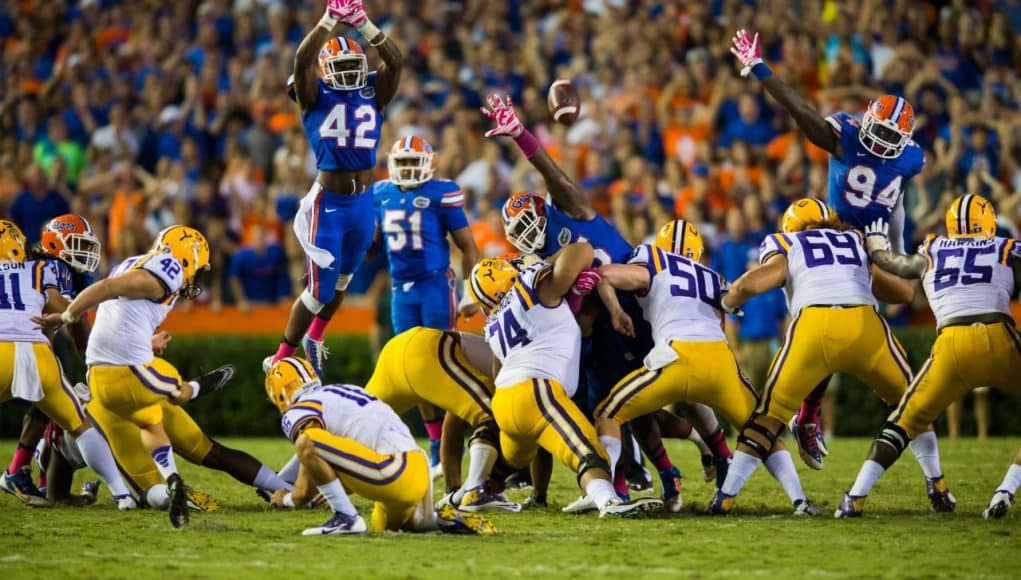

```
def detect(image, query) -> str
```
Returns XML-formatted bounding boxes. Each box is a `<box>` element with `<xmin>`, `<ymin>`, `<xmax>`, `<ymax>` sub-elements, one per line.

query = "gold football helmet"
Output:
<box><xmin>0</xmin><ymin>220</ymin><xmax>27</xmax><ymax>263</ymax></box>
<box><xmin>468</xmin><ymin>258</ymin><xmax>519</xmax><ymax>314</ymax></box>
<box><xmin>265</xmin><ymin>356</ymin><xmax>321</xmax><ymax>413</ymax></box>
<box><xmin>655</xmin><ymin>219</ymin><xmax>705</xmax><ymax>261</ymax></box>
<box><xmin>781</xmin><ymin>198</ymin><xmax>834</xmax><ymax>234</ymax></box>
<box><xmin>945</xmin><ymin>194</ymin><xmax>996</xmax><ymax>239</ymax></box>
<box><xmin>151</xmin><ymin>226</ymin><xmax>210</xmax><ymax>298</ymax></box>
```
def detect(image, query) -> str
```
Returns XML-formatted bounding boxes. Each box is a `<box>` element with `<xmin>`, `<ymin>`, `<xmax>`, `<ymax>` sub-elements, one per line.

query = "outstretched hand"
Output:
<box><xmin>326</xmin><ymin>0</ymin><xmax>367</xmax><ymax>27</ymax></box>
<box><xmin>730</xmin><ymin>28</ymin><xmax>764</xmax><ymax>77</ymax></box>
<box><xmin>864</xmin><ymin>217</ymin><xmax>892</xmax><ymax>255</ymax></box>
<box><xmin>480</xmin><ymin>94</ymin><xmax>524</xmax><ymax>139</ymax></box>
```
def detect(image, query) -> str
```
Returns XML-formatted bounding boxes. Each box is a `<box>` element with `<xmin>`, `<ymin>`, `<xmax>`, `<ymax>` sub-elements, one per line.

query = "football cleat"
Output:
<box><xmin>628</xmin><ymin>466</ymin><xmax>653</xmax><ymax>492</ymax></box>
<box><xmin>706</xmin><ymin>490</ymin><xmax>736</xmax><ymax>515</ymax></box>
<box><xmin>167</xmin><ymin>474</ymin><xmax>190</xmax><ymax>528</ymax></box>
<box><xmin>302</xmin><ymin>511</ymin><xmax>367</xmax><ymax>536</ymax></box>
<box><xmin>788</xmin><ymin>418</ymin><xmax>824</xmax><ymax>470</ymax></box>
<box><xmin>700</xmin><ymin>454</ymin><xmax>716</xmax><ymax>483</ymax></box>
<box><xmin>436</xmin><ymin>488</ymin><xmax>459</xmax><ymax>510</ymax></box>
<box><xmin>186</xmin><ymin>488</ymin><xmax>221</xmax><ymax>512</ymax></box>
<box><xmin>302</xmin><ymin>336</ymin><xmax>329</xmax><ymax>379</ymax></box>
<box><xmin>522</xmin><ymin>495</ymin><xmax>548</xmax><ymax>510</ymax></box>
<box><xmin>193</xmin><ymin>365</ymin><xmax>236</xmax><ymax>399</ymax></box>
<box><xmin>436</xmin><ymin>505</ymin><xmax>497</xmax><ymax>536</ymax></box>
<box><xmin>562</xmin><ymin>494</ymin><xmax>598</xmax><ymax>514</ymax></box>
<box><xmin>712</xmin><ymin>454</ymin><xmax>732</xmax><ymax>490</ymax></box>
<box><xmin>792</xmin><ymin>498</ymin><xmax>822</xmax><ymax>517</ymax></box>
<box><xmin>658</xmin><ymin>466</ymin><xmax>683</xmax><ymax>513</ymax></box>
<box><xmin>926</xmin><ymin>476</ymin><xmax>956</xmax><ymax>513</ymax></box>
<box><xmin>834</xmin><ymin>492</ymin><xmax>866</xmax><ymax>518</ymax></box>
<box><xmin>458</xmin><ymin>486</ymin><xmax>522</xmax><ymax>513</ymax></box>
<box><xmin>983</xmin><ymin>490</ymin><xmax>1013</xmax><ymax>520</ymax></box>
<box><xmin>116</xmin><ymin>494</ymin><xmax>138</xmax><ymax>511</ymax></box>
<box><xmin>0</xmin><ymin>467</ymin><xmax>50</xmax><ymax>507</ymax></box>
<box><xmin>71</xmin><ymin>480</ymin><xmax>101</xmax><ymax>506</ymax></box>
<box><xmin>504</xmin><ymin>469</ymin><xmax>532</xmax><ymax>490</ymax></box>
<box><xmin>598</xmin><ymin>497</ymin><xmax>663</xmax><ymax>519</ymax></box>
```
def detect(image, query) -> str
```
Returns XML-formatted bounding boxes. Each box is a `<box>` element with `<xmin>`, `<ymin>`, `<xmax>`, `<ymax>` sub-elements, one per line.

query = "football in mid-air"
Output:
<box><xmin>548</xmin><ymin>80</ymin><xmax>580</xmax><ymax>125</ymax></box>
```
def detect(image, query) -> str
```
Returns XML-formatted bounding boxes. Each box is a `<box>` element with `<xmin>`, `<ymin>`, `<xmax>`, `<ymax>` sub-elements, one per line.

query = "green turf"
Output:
<box><xmin>0</xmin><ymin>437</ymin><xmax>1017</xmax><ymax>579</ymax></box>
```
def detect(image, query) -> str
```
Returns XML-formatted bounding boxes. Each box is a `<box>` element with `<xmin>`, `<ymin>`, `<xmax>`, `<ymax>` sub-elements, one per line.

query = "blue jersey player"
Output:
<box><xmin>268</xmin><ymin>0</ymin><xmax>402</xmax><ymax>378</ymax></box>
<box><xmin>481</xmin><ymin>95</ymin><xmax>731</xmax><ymax>509</ymax></box>
<box><xmin>731</xmin><ymin>28</ymin><xmax>925</xmax><ymax>468</ymax></box>
<box><xmin>374</xmin><ymin>136</ymin><xmax>480</xmax><ymax>334</ymax></box>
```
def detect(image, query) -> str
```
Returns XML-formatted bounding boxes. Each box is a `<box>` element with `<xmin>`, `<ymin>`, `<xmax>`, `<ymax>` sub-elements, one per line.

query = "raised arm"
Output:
<box><xmin>480</xmin><ymin>95</ymin><xmax>593</xmax><ymax>220</ymax></box>
<box><xmin>537</xmin><ymin>242</ymin><xmax>594</xmax><ymax>306</ymax></box>
<box><xmin>730</xmin><ymin>29</ymin><xmax>841</xmax><ymax>159</ymax></box>
<box><xmin>721</xmin><ymin>254</ymin><xmax>788</xmax><ymax>312</ymax></box>
<box><xmin>293</xmin><ymin>4</ymin><xmax>342</xmax><ymax>112</ymax></box>
<box><xmin>864</xmin><ymin>217</ymin><xmax>926</xmax><ymax>279</ymax></box>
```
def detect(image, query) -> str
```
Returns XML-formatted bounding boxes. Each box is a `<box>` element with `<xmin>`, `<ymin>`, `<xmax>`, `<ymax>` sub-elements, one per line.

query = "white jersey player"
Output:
<box><xmin>711</xmin><ymin>199</ymin><xmax>952</xmax><ymax>515</ymax></box>
<box><xmin>468</xmin><ymin>243</ymin><xmax>662</xmax><ymax>518</ymax></box>
<box><xmin>838</xmin><ymin>195</ymin><xmax>1021</xmax><ymax>519</ymax></box>
<box><xmin>593</xmin><ymin>220</ymin><xmax>820</xmax><ymax>515</ymax></box>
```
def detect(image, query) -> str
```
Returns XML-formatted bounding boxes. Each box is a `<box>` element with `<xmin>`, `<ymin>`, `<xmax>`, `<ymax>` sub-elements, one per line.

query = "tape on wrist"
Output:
<box><xmin>317</xmin><ymin>13</ymin><xmax>338</xmax><ymax>32</ymax></box>
<box><xmin>61</xmin><ymin>310</ymin><xmax>77</xmax><ymax>325</ymax></box>
<box><xmin>283</xmin><ymin>492</ymin><xmax>295</xmax><ymax>508</ymax></box>
<box><xmin>513</xmin><ymin>129</ymin><xmax>540</xmax><ymax>159</ymax></box>
<box><xmin>357</xmin><ymin>20</ymin><xmax>382</xmax><ymax>42</ymax></box>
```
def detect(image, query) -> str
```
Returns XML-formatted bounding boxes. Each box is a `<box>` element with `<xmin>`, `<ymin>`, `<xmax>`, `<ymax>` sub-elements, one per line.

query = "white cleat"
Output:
<box><xmin>983</xmin><ymin>490</ymin><xmax>1013</xmax><ymax>520</ymax></box>
<box><xmin>302</xmin><ymin>512</ymin><xmax>367</xmax><ymax>536</ymax></box>
<box><xmin>562</xmin><ymin>494</ymin><xmax>598</xmax><ymax>514</ymax></box>
<box><xmin>117</xmin><ymin>495</ymin><xmax>138</xmax><ymax>511</ymax></box>
<box><xmin>598</xmin><ymin>497</ymin><xmax>664</xmax><ymax>518</ymax></box>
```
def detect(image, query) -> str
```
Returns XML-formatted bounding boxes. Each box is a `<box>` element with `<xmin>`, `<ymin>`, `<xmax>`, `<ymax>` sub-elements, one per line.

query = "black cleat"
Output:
<box><xmin>192</xmin><ymin>365</ymin><xmax>236</xmax><ymax>399</ymax></box>
<box><xmin>167</xmin><ymin>474</ymin><xmax>190</xmax><ymax>528</ymax></box>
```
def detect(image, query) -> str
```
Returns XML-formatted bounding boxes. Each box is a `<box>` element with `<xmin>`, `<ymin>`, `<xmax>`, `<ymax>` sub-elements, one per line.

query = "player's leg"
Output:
<box><xmin>986</xmin><ymin>446</ymin><xmax>1021</xmax><ymax>520</ymax></box>
<box><xmin>1</xmin><ymin>406</ymin><xmax>49</xmax><ymax>506</ymax></box>
<box><xmin>292</xmin><ymin>429</ymin><xmax>366</xmax><ymax>535</ymax></box>
<box><xmin>651</xmin><ymin>409</ymin><xmax>713</xmax><ymax>481</ymax></box>
<box><xmin>981</xmin><ymin>324</ymin><xmax>1021</xmax><ymax>519</ymax></box>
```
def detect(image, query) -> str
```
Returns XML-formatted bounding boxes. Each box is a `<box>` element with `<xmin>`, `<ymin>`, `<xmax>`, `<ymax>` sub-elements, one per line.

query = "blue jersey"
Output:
<box><xmin>48</xmin><ymin>259</ymin><xmax>90</xmax><ymax>298</ymax></box>
<box><xmin>541</xmin><ymin>198</ymin><xmax>633</xmax><ymax>265</ymax></box>
<box><xmin>374</xmin><ymin>179</ymin><xmax>469</xmax><ymax>282</ymax></box>
<box><xmin>824</xmin><ymin>112</ymin><xmax>925</xmax><ymax>229</ymax></box>
<box><xmin>302</xmin><ymin>75</ymin><xmax>382</xmax><ymax>172</ymax></box>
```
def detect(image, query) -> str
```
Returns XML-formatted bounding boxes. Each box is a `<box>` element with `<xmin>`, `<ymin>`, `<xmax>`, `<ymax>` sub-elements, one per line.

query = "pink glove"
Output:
<box><xmin>730</xmin><ymin>28</ymin><xmax>767</xmax><ymax>78</ymax></box>
<box><xmin>327</xmin><ymin>0</ymin><xmax>367</xmax><ymax>27</ymax></box>
<box><xmin>566</xmin><ymin>291</ymin><xmax>585</xmax><ymax>314</ymax></box>
<box><xmin>571</xmin><ymin>268</ymin><xmax>602</xmax><ymax>296</ymax></box>
<box><xmin>480</xmin><ymin>94</ymin><xmax>524</xmax><ymax>139</ymax></box>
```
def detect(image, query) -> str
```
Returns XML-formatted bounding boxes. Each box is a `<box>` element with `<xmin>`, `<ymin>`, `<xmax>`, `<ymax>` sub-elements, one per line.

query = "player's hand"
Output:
<box><xmin>152</xmin><ymin>331</ymin><xmax>172</xmax><ymax>356</ymax></box>
<box><xmin>480</xmin><ymin>94</ymin><xmax>524</xmax><ymax>139</ymax></box>
<box><xmin>730</xmin><ymin>28</ymin><xmax>764</xmax><ymax>78</ymax></box>
<box><xmin>719</xmin><ymin>292</ymin><xmax>744</xmax><ymax>317</ymax></box>
<box><xmin>327</xmin><ymin>0</ymin><xmax>367</xmax><ymax>27</ymax></box>
<box><xmin>610</xmin><ymin>308</ymin><xmax>635</xmax><ymax>338</ymax></box>
<box><xmin>458</xmin><ymin>301</ymin><xmax>480</xmax><ymax>321</ymax></box>
<box><xmin>864</xmin><ymin>217</ymin><xmax>891</xmax><ymax>255</ymax></box>
<box><xmin>571</xmin><ymin>268</ymin><xmax>602</xmax><ymax>297</ymax></box>
<box><xmin>31</xmin><ymin>312</ymin><xmax>65</xmax><ymax>331</ymax></box>
<box><xmin>269</xmin><ymin>489</ymin><xmax>291</xmax><ymax>509</ymax></box>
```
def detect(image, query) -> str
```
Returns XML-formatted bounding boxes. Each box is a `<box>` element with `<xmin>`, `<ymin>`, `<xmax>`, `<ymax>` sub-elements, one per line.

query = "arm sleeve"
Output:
<box><xmin>759</xmin><ymin>234</ymin><xmax>792</xmax><ymax>264</ymax></box>
<box><xmin>888</xmin><ymin>199</ymin><xmax>906</xmax><ymax>254</ymax></box>
<box><xmin>438</xmin><ymin>182</ymin><xmax>469</xmax><ymax>231</ymax></box>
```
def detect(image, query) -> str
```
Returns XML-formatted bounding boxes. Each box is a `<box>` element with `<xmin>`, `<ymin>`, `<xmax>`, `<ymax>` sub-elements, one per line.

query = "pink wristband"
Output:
<box><xmin>513</xmin><ymin>129</ymin><xmax>540</xmax><ymax>159</ymax></box>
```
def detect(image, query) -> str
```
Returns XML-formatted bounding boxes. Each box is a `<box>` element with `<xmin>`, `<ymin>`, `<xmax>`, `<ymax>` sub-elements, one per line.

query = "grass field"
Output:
<box><xmin>1</xmin><ymin>437</ymin><xmax>1018</xmax><ymax>579</ymax></box>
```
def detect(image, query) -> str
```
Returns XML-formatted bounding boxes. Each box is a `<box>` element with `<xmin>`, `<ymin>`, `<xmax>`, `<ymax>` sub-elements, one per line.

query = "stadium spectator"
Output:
<box><xmin>228</xmin><ymin>223</ymin><xmax>291</xmax><ymax>313</ymax></box>
<box><xmin>8</xmin><ymin>164</ymin><xmax>69</xmax><ymax>244</ymax></box>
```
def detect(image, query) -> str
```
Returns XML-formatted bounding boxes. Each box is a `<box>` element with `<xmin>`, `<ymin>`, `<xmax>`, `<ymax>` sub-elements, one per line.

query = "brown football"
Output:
<box><xmin>548</xmin><ymin>79</ymin><xmax>580</xmax><ymax>125</ymax></box>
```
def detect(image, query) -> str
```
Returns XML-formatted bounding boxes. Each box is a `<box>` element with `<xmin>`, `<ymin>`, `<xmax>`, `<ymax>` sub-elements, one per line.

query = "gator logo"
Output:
<box><xmin>558</xmin><ymin>227</ymin><xmax>572</xmax><ymax>247</ymax></box>
<box><xmin>413</xmin><ymin>196</ymin><xmax>430</xmax><ymax>208</ymax></box>
<box><xmin>360</xmin><ymin>85</ymin><xmax>376</xmax><ymax>99</ymax></box>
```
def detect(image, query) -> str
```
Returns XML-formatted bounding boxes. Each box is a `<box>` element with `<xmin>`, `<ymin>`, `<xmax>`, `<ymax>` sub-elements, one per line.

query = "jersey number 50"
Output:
<box><xmin>319</xmin><ymin>104</ymin><xmax>378</xmax><ymax>149</ymax></box>
<box><xmin>845</xmin><ymin>166</ymin><xmax>901</xmax><ymax>210</ymax></box>
<box><xmin>665</xmin><ymin>254</ymin><xmax>722</xmax><ymax>308</ymax></box>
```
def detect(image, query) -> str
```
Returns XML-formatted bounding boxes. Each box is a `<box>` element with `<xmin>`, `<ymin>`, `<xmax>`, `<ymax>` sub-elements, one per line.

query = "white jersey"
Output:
<box><xmin>0</xmin><ymin>259</ymin><xmax>66</xmax><ymax>343</ymax></box>
<box><xmin>628</xmin><ymin>244</ymin><xmax>725</xmax><ymax>344</ymax></box>
<box><xmin>759</xmin><ymin>229</ymin><xmax>875</xmax><ymax>315</ymax></box>
<box><xmin>918</xmin><ymin>235</ymin><xmax>1018</xmax><ymax>326</ymax></box>
<box><xmin>281</xmin><ymin>383</ymin><xmax>419</xmax><ymax>454</ymax></box>
<box><xmin>485</xmin><ymin>262</ymin><xmax>581</xmax><ymax>395</ymax></box>
<box><xmin>86</xmin><ymin>252</ymin><xmax>184</xmax><ymax>367</ymax></box>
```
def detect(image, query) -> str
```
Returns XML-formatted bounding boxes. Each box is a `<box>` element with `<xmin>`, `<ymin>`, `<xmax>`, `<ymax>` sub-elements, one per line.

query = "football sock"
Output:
<box><xmin>463</xmin><ymin>443</ymin><xmax>498</xmax><ymax>492</ymax></box>
<box><xmin>146</xmin><ymin>484</ymin><xmax>170</xmax><ymax>509</ymax></box>
<box><xmin>76</xmin><ymin>429</ymin><xmax>132</xmax><ymax>497</ymax></box>
<box><xmin>996</xmin><ymin>464</ymin><xmax>1021</xmax><ymax>494</ymax></box>
<box><xmin>278</xmin><ymin>454</ymin><xmax>301</xmax><ymax>484</ymax></box>
<box><xmin>612</xmin><ymin>468</ymin><xmax>629</xmax><ymax>497</ymax></box>
<box><xmin>797</xmin><ymin>387</ymin><xmax>826</xmax><ymax>425</ymax></box>
<box><xmin>151</xmin><ymin>445</ymin><xmax>179</xmax><ymax>480</ymax></box>
<box><xmin>648</xmin><ymin>442</ymin><xmax>673</xmax><ymax>471</ymax></box>
<box><xmin>585</xmin><ymin>478</ymin><xmax>618</xmax><ymax>510</ymax></box>
<box><xmin>908</xmin><ymin>431</ymin><xmax>942</xmax><ymax>479</ymax></box>
<box><xmin>721</xmin><ymin>451</ymin><xmax>761</xmax><ymax>496</ymax></box>
<box><xmin>37</xmin><ymin>472</ymin><xmax>46</xmax><ymax>490</ymax></box>
<box><xmin>849</xmin><ymin>459</ymin><xmax>886</xmax><ymax>497</ymax></box>
<box><xmin>424</xmin><ymin>420</ymin><xmax>443</xmax><ymax>466</ymax></box>
<box><xmin>764</xmin><ymin>450</ymin><xmax>806</xmax><ymax>502</ymax></box>
<box><xmin>307</xmin><ymin>316</ymin><xmax>330</xmax><ymax>342</ymax></box>
<box><xmin>692</xmin><ymin>403</ymin><xmax>721</xmax><ymax>433</ymax></box>
<box><xmin>7</xmin><ymin>445</ymin><xmax>33</xmax><ymax>475</ymax></box>
<box><xmin>254</xmin><ymin>465</ymin><xmax>293</xmax><ymax>492</ymax></box>
<box><xmin>598</xmin><ymin>435</ymin><xmax>622</xmax><ymax>479</ymax></box>
<box><xmin>274</xmin><ymin>339</ymin><xmax>298</xmax><ymax>363</ymax></box>
<box><xmin>707</xmin><ymin>428</ymin><xmax>732</xmax><ymax>458</ymax></box>
<box><xmin>318</xmin><ymin>478</ymin><xmax>357</xmax><ymax>516</ymax></box>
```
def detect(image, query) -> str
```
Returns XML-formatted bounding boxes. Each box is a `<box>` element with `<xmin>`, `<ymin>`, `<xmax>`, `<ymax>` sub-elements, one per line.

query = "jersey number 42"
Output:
<box><xmin>319</xmin><ymin>104</ymin><xmax>378</xmax><ymax>149</ymax></box>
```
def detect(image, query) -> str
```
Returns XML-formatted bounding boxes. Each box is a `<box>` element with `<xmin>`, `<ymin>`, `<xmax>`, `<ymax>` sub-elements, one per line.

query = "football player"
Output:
<box><xmin>265</xmin><ymin>357</ymin><xmax>496</xmax><ymax>536</ymax></box>
<box><xmin>594</xmin><ymin>220</ymin><xmax>821</xmax><ymax>515</ymax></box>
<box><xmin>1</xmin><ymin>214</ymin><xmax>100</xmax><ymax>506</ymax></box>
<box><xmin>707</xmin><ymin>200</ymin><xmax>953</xmax><ymax>515</ymax></box>
<box><xmin>34</xmin><ymin>226</ymin><xmax>237</xmax><ymax>527</ymax></box>
<box><xmin>731</xmin><ymin>29</ymin><xmax>926</xmax><ymax>467</ymax></box>
<box><xmin>468</xmin><ymin>244</ymin><xmax>663</xmax><ymax>517</ymax></box>
<box><xmin>269</xmin><ymin>0</ymin><xmax>402</xmax><ymax>378</ymax></box>
<box><xmin>365</xmin><ymin>326</ymin><xmax>519</xmax><ymax>512</ymax></box>
<box><xmin>480</xmin><ymin>95</ymin><xmax>725</xmax><ymax>507</ymax></box>
<box><xmin>0</xmin><ymin>220</ymin><xmax>134</xmax><ymax>509</ymax></box>
<box><xmin>837</xmin><ymin>195</ymin><xmax>1019</xmax><ymax>518</ymax></box>
<box><xmin>374</xmin><ymin>136</ymin><xmax>481</xmax><ymax>475</ymax></box>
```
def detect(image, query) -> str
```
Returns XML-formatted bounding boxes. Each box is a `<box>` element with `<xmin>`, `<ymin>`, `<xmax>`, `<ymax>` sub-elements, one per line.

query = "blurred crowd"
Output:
<box><xmin>1</xmin><ymin>0</ymin><xmax>1020</xmax><ymax>324</ymax></box>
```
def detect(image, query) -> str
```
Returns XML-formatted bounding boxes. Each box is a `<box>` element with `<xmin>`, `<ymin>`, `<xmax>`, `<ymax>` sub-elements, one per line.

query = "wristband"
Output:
<box><xmin>357</xmin><ymin>20</ymin><xmax>382</xmax><ymax>42</ymax></box>
<box><xmin>512</xmin><ymin>128</ymin><xmax>540</xmax><ymax>159</ymax></box>
<box><xmin>283</xmin><ymin>492</ymin><xmax>295</xmax><ymax>508</ymax></box>
<box><xmin>317</xmin><ymin>13</ymin><xmax>338</xmax><ymax>32</ymax></box>
<box><xmin>750</xmin><ymin>61</ymin><xmax>773</xmax><ymax>80</ymax></box>
<box><xmin>61</xmin><ymin>310</ymin><xmax>78</xmax><ymax>325</ymax></box>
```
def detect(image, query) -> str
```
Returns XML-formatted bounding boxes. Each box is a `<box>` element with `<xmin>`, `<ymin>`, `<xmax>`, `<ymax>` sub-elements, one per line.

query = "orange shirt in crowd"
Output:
<box><xmin>108</xmin><ymin>187</ymin><xmax>143</xmax><ymax>253</ymax></box>
<box><xmin>765</xmin><ymin>132</ymin><xmax>829</xmax><ymax>165</ymax></box>
<box><xmin>241</xmin><ymin>214</ymin><xmax>283</xmax><ymax>246</ymax></box>
<box><xmin>470</xmin><ymin>219</ymin><xmax>513</xmax><ymax>257</ymax></box>
<box><xmin>718</xmin><ymin>165</ymin><xmax>764</xmax><ymax>190</ymax></box>
<box><xmin>663</xmin><ymin>122</ymin><xmax>710</xmax><ymax>166</ymax></box>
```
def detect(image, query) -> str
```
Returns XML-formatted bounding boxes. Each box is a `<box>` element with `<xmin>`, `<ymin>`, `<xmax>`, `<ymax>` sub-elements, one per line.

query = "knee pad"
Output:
<box><xmin>468</xmin><ymin>420</ymin><xmax>500</xmax><ymax>448</ymax></box>
<box><xmin>335</xmin><ymin>273</ymin><xmax>353</xmax><ymax>292</ymax></box>
<box><xmin>737</xmin><ymin>414</ymin><xmax>779</xmax><ymax>460</ymax></box>
<box><xmin>300</xmin><ymin>289</ymin><xmax>326</xmax><ymax>315</ymax></box>
<box><xmin>576</xmin><ymin>453</ymin><xmax>610</xmax><ymax>485</ymax></box>
<box><xmin>876</xmin><ymin>422</ymin><xmax>909</xmax><ymax>457</ymax></box>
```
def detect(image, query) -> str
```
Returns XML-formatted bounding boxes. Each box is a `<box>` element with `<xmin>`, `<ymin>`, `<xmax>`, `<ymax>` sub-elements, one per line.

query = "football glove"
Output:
<box><xmin>864</xmin><ymin>217</ymin><xmax>891</xmax><ymax>255</ymax></box>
